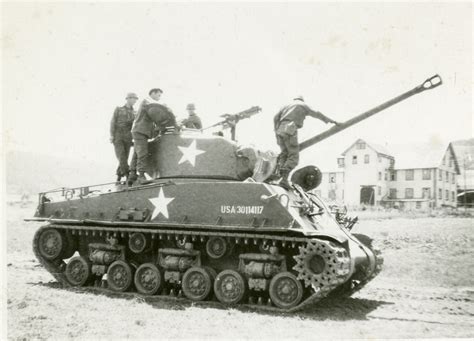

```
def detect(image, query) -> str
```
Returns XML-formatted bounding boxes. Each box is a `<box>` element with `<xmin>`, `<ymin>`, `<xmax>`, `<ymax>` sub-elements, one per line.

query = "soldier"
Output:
<box><xmin>274</xmin><ymin>96</ymin><xmax>339</xmax><ymax>189</ymax></box>
<box><xmin>181</xmin><ymin>103</ymin><xmax>202</xmax><ymax>129</ymax></box>
<box><xmin>110</xmin><ymin>92</ymin><xmax>138</xmax><ymax>183</ymax></box>
<box><xmin>129</xmin><ymin>88</ymin><xmax>178</xmax><ymax>185</ymax></box>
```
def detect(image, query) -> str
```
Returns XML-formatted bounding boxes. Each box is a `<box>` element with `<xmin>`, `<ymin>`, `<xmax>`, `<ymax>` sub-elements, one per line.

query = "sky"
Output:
<box><xmin>2</xmin><ymin>2</ymin><xmax>473</xmax><ymax>174</ymax></box>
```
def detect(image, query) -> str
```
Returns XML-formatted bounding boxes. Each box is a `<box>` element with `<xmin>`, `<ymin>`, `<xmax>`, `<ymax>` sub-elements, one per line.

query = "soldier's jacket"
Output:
<box><xmin>132</xmin><ymin>100</ymin><xmax>177</xmax><ymax>138</ymax></box>
<box><xmin>110</xmin><ymin>105</ymin><xmax>135</xmax><ymax>140</ymax></box>
<box><xmin>274</xmin><ymin>100</ymin><xmax>332</xmax><ymax>133</ymax></box>
<box><xmin>182</xmin><ymin>113</ymin><xmax>202</xmax><ymax>129</ymax></box>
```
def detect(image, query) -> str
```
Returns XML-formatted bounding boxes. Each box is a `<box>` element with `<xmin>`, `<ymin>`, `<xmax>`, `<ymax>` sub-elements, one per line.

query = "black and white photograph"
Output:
<box><xmin>2</xmin><ymin>1</ymin><xmax>473</xmax><ymax>339</ymax></box>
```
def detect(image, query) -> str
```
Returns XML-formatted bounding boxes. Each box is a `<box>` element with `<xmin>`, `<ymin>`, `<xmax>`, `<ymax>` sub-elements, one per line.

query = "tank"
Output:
<box><xmin>27</xmin><ymin>75</ymin><xmax>442</xmax><ymax>311</ymax></box>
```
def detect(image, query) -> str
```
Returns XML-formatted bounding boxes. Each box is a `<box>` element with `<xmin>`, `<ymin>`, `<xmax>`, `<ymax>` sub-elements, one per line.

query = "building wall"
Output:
<box><xmin>435</xmin><ymin>148</ymin><xmax>458</xmax><ymax>207</ymax></box>
<box><xmin>317</xmin><ymin>171</ymin><xmax>344</xmax><ymax>203</ymax></box>
<box><xmin>342</xmin><ymin>143</ymin><xmax>392</xmax><ymax>207</ymax></box>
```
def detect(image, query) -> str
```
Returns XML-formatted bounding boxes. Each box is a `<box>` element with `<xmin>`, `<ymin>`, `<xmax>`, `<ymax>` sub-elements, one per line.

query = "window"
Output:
<box><xmin>416</xmin><ymin>202</ymin><xmax>422</xmax><ymax>209</ymax></box>
<box><xmin>378</xmin><ymin>172</ymin><xmax>382</xmax><ymax>180</ymax></box>
<box><xmin>446</xmin><ymin>190</ymin><xmax>449</xmax><ymax>200</ymax></box>
<box><xmin>389</xmin><ymin>188</ymin><xmax>397</xmax><ymax>199</ymax></box>
<box><xmin>449</xmin><ymin>157</ymin><xmax>453</xmax><ymax>167</ymax></box>
<box><xmin>405</xmin><ymin>169</ymin><xmax>414</xmax><ymax>181</ymax></box>
<box><xmin>352</xmin><ymin>156</ymin><xmax>357</xmax><ymax>164</ymax></box>
<box><xmin>377</xmin><ymin>186</ymin><xmax>381</xmax><ymax>195</ymax></box>
<box><xmin>445</xmin><ymin>171</ymin><xmax>449</xmax><ymax>182</ymax></box>
<box><xmin>439</xmin><ymin>188</ymin><xmax>442</xmax><ymax>199</ymax></box>
<box><xmin>422</xmin><ymin>169</ymin><xmax>431</xmax><ymax>180</ymax></box>
<box><xmin>356</xmin><ymin>142</ymin><xmax>366</xmax><ymax>149</ymax></box>
<box><xmin>405</xmin><ymin>188</ymin><xmax>414</xmax><ymax>199</ymax></box>
<box><xmin>364</xmin><ymin>154</ymin><xmax>370</xmax><ymax>164</ymax></box>
<box><xmin>329</xmin><ymin>173</ymin><xmax>336</xmax><ymax>183</ymax></box>
<box><xmin>438</xmin><ymin>170</ymin><xmax>442</xmax><ymax>181</ymax></box>
<box><xmin>390</xmin><ymin>171</ymin><xmax>396</xmax><ymax>181</ymax></box>
<box><xmin>337</xmin><ymin>158</ymin><xmax>345</xmax><ymax>168</ymax></box>
<box><xmin>422</xmin><ymin>188</ymin><xmax>431</xmax><ymax>199</ymax></box>
<box><xmin>452</xmin><ymin>191</ymin><xmax>455</xmax><ymax>202</ymax></box>
<box><xmin>452</xmin><ymin>173</ymin><xmax>455</xmax><ymax>184</ymax></box>
<box><xmin>328</xmin><ymin>190</ymin><xmax>336</xmax><ymax>200</ymax></box>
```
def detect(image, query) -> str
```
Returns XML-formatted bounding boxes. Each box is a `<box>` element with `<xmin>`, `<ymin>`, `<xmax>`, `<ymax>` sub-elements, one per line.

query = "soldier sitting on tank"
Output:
<box><xmin>180</xmin><ymin>103</ymin><xmax>202</xmax><ymax>129</ymax></box>
<box><xmin>110</xmin><ymin>92</ymin><xmax>138</xmax><ymax>184</ymax></box>
<box><xmin>274</xmin><ymin>96</ymin><xmax>339</xmax><ymax>189</ymax></box>
<box><xmin>129</xmin><ymin>88</ymin><xmax>178</xmax><ymax>185</ymax></box>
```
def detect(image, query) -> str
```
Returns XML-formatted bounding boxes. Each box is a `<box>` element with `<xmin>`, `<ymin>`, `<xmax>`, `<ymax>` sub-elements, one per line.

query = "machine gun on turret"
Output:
<box><xmin>203</xmin><ymin>106</ymin><xmax>261</xmax><ymax>140</ymax></box>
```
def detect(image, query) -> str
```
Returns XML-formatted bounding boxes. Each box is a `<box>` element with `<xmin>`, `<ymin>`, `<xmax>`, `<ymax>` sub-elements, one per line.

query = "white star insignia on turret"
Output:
<box><xmin>149</xmin><ymin>188</ymin><xmax>174</xmax><ymax>219</ymax></box>
<box><xmin>178</xmin><ymin>140</ymin><xmax>205</xmax><ymax>167</ymax></box>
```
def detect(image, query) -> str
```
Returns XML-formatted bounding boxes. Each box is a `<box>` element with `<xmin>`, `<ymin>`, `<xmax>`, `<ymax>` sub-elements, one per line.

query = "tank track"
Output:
<box><xmin>328</xmin><ymin>234</ymin><xmax>384</xmax><ymax>299</ymax></box>
<box><xmin>32</xmin><ymin>224</ymin><xmax>371</xmax><ymax>313</ymax></box>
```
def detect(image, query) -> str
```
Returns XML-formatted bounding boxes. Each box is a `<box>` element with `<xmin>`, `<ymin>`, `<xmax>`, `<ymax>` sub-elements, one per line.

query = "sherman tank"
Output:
<box><xmin>27</xmin><ymin>75</ymin><xmax>442</xmax><ymax>312</ymax></box>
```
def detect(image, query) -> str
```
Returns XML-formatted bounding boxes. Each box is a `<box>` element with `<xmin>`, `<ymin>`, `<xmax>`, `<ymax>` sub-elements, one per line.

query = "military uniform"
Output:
<box><xmin>182</xmin><ymin>113</ymin><xmax>202</xmax><ymax>129</ymax></box>
<box><xmin>130</xmin><ymin>100</ymin><xmax>177</xmax><ymax>176</ymax></box>
<box><xmin>110</xmin><ymin>104</ymin><xmax>136</xmax><ymax>178</ymax></box>
<box><xmin>274</xmin><ymin>99</ymin><xmax>336</xmax><ymax>177</ymax></box>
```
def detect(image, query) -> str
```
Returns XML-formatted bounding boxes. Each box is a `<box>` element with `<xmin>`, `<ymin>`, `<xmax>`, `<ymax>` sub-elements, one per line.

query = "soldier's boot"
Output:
<box><xmin>127</xmin><ymin>171</ymin><xmax>138</xmax><ymax>186</ymax></box>
<box><xmin>279</xmin><ymin>170</ymin><xmax>292</xmax><ymax>190</ymax></box>
<box><xmin>137</xmin><ymin>172</ymin><xmax>152</xmax><ymax>185</ymax></box>
<box><xmin>115</xmin><ymin>175</ymin><xmax>122</xmax><ymax>185</ymax></box>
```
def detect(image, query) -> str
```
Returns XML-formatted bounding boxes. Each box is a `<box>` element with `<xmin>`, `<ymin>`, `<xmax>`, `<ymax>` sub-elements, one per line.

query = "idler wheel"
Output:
<box><xmin>107</xmin><ymin>260</ymin><xmax>133</xmax><ymax>292</ymax></box>
<box><xmin>134</xmin><ymin>263</ymin><xmax>163</xmax><ymax>295</ymax></box>
<box><xmin>65</xmin><ymin>256</ymin><xmax>92</xmax><ymax>286</ymax></box>
<box><xmin>38</xmin><ymin>228</ymin><xmax>64</xmax><ymax>260</ymax></box>
<box><xmin>182</xmin><ymin>267</ymin><xmax>212</xmax><ymax>301</ymax></box>
<box><xmin>128</xmin><ymin>232</ymin><xmax>147</xmax><ymax>254</ymax></box>
<box><xmin>214</xmin><ymin>270</ymin><xmax>246</xmax><ymax>305</ymax></box>
<box><xmin>206</xmin><ymin>237</ymin><xmax>227</xmax><ymax>259</ymax></box>
<box><xmin>269</xmin><ymin>272</ymin><xmax>303</xmax><ymax>309</ymax></box>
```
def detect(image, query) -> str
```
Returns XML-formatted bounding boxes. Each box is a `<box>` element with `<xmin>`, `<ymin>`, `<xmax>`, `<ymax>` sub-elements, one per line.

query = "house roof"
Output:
<box><xmin>451</xmin><ymin>138</ymin><xmax>474</xmax><ymax>171</ymax></box>
<box><xmin>341</xmin><ymin>138</ymin><xmax>393</xmax><ymax>158</ymax></box>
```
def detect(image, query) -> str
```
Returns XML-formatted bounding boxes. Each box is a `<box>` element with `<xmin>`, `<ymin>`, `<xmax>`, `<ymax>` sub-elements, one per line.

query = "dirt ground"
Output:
<box><xmin>6</xmin><ymin>203</ymin><xmax>474</xmax><ymax>339</ymax></box>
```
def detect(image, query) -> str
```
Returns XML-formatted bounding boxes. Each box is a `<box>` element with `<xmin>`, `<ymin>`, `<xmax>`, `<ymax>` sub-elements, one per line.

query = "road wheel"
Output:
<box><xmin>214</xmin><ymin>270</ymin><xmax>246</xmax><ymax>305</ymax></box>
<box><xmin>182</xmin><ymin>267</ymin><xmax>212</xmax><ymax>301</ymax></box>
<box><xmin>269</xmin><ymin>272</ymin><xmax>303</xmax><ymax>309</ymax></box>
<box><xmin>38</xmin><ymin>228</ymin><xmax>64</xmax><ymax>260</ymax></box>
<box><xmin>107</xmin><ymin>260</ymin><xmax>133</xmax><ymax>292</ymax></box>
<box><xmin>134</xmin><ymin>263</ymin><xmax>163</xmax><ymax>295</ymax></box>
<box><xmin>65</xmin><ymin>256</ymin><xmax>92</xmax><ymax>286</ymax></box>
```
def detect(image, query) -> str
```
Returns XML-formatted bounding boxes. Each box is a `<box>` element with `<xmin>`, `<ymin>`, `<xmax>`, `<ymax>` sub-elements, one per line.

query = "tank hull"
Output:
<box><xmin>29</xmin><ymin>179</ymin><xmax>383</xmax><ymax>312</ymax></box>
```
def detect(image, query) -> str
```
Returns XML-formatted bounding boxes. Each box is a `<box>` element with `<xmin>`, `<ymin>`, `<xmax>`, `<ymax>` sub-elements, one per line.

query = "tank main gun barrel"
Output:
<box><xmin>299</xmin><ymin>74</ymin><xmax>443</xmax><ymax>151</ymax></box>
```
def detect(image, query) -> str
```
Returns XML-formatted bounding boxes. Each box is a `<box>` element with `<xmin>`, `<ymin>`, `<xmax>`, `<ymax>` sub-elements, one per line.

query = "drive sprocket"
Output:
<box><xmin>293</xmin><ymin>239</ymin><xmax>351</xmax><ymax>293</ymax></box>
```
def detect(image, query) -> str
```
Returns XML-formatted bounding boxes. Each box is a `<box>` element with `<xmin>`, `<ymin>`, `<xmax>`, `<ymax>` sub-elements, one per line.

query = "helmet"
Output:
<box><xmin>186</xmin><ymin>103</ymin><xmax>196</xmax><ymax>110</ymax></box>
<box><xmin>293</xmin><ymin>95</ymin><xmax>305</xmax><ymax>102</ymax></box>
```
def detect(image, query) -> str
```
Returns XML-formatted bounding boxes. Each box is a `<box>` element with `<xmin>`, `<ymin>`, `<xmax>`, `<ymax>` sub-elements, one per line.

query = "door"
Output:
<box><xmin>360</xmin><ymin>186</ymin><xmax>375</xmax><ymax>205</ymax></box>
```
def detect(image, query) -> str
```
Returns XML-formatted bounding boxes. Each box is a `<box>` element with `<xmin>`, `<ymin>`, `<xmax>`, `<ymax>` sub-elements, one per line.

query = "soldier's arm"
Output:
<box><xmin>194</xmin><ymin>116</ymin><xmax>202</xmax><ymax>129</ymax></box>
<box><xmin>110</xmin><ymin>107</ymin><xmax>119</xmax><ymax>142</ymax></box>
<box><xmin>307</xmin><ymin>108</ymin><xmax>338</xmax><ymax>124</ymax></box>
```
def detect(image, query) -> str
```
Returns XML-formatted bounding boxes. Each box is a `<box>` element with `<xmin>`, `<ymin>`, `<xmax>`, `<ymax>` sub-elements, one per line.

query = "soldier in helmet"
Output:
<box><xmin>181</xmin><ymin>103</ymin><xmax>202</xmax><ymax>129</ymax></box>
<box><xmin>110</xmin><ymin>92</ymin><xmax>138</xmax><ymax>183</ymax></box>
<box><xmin>129</xmin><ymin>88</ymin><xmax>178</xmax><ymax>185</ymax></box>
<box><xmin>274</xmin><ymin>96</ymin><xmax>339</xmax><ymax>189</ymax></box>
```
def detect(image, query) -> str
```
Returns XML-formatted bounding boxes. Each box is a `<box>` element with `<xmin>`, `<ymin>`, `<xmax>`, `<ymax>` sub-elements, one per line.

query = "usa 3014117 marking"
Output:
<box><xmin>220</xmin><ymin>205</ymin><xmax>264</xmax><ymax>215</ymax></box>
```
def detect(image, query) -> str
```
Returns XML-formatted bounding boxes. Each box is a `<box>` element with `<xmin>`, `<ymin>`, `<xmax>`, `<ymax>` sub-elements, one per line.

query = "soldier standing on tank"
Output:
<box><xmin>181</xmin><ymin>103</ymin><xmax>202</xmax><ymax>129</ymax></box>
<box><xmin>110</xmin><ymin>93</ymin><xmax>138</xmax><ymax>183</ymax></box>
<box><xmin>129</xmin><ymin>88</ymin><xmax>178</xmax><ymax>185</ymax></box>
<box><xmin>274</xmin><ymin>96</ymin><xmax>339</xmax><ymax>189</ymax></box>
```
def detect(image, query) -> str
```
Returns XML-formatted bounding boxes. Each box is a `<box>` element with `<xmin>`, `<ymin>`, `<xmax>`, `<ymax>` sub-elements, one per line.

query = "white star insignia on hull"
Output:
<box><xmin>149</xmin><ymin>188</ymin><xmax>174</xmax><ymax>220</ymax></box>
<box><xmin>178</xmin><ymin>140</ymin><xmax>205</xmax><ymax>167</ymax></box>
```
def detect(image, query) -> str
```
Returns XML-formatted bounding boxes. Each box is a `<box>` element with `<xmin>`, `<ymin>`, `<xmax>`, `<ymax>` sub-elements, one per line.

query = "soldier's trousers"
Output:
<box><xmin>276</xmin><ymin>131</ymin><xmax>299</xmax><ymax>173</ymax></box>
<box><xmin>113</xmin><ymin>138</ymin><xmax>133</xmax><ymax>177</ymax></box>
<box><xmin>130</xmin><ymin>132</ymin><xmax>149</xmax><ymax>174</ymax></box>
